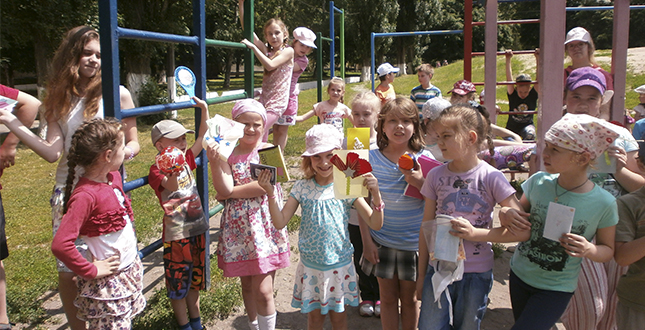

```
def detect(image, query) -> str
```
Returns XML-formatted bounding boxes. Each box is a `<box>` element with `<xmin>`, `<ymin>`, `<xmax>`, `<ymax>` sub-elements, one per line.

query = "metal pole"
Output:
<box><xmin>340</xmin><ymin>9</ymin><xmax>345</xmax><ymax>80</ymax></box>
<box><xmin>464</xmin><ymin>0</ymin><xmax>473</xmax><ymax>81</ymax></box>
<box><xmin>244</xmin><ymin>0</ymin><xmax>255</xmax><ymax>98</ymax></box>
<box><xmin>329</xmin><ymin>1</ymin><xmax>335</xmax><ymax>78</ymax></box>
<box><xmin>317</xmin><ymin>32</ymin><xmax>324</xmax><ymax>102</ymax></box>
<box><xmin>371</xmin><ymin>32</ymin><xmax>375</xmax><ymax>92</ymax></box>
<box><xmin>98</xmin><ymin>0</ymin><xmax>121</xmax><ymax>119</ymax></box>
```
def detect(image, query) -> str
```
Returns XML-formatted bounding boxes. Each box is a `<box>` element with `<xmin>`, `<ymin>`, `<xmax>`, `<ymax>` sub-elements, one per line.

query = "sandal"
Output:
<box><xmin>0</xmin><ymin>323</ymin><xmax>12</xmax><ymax>329</ymax></box>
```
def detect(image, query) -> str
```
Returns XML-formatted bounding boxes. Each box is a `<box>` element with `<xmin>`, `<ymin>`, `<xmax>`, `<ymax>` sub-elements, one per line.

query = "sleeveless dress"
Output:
<box><xmin>259</xmin><ymin>47</ymin><xmax>293</xmax><ymax>116</ymax></box>
<box><xmin>216</xmin><ymin>149</ymin><xmax>290</xmax><ymax>277</ymax></box>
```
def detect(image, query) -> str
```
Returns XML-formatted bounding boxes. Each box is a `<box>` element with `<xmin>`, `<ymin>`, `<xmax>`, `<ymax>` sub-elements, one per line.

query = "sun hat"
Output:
<box><xmin>545</xmin><ymin>113</ymin><xmax>619</xmax><ymax>160</ymax></box>
<box><xmin>634</xmin><ymin>84</ymin><xmax>645</xmax><ymax>94</ymax></box>
<box><xmin>292</xmin><ymin>27</ymin><xmax>317</xmax><ymax>49</ymax></box>
<box><xmin>565</xmin><ymin>27</ymin><xmax>592</xmax><ymax>45</ymax></box>
<box><xmin>448</xmin><ymin>80</ymin><xmax>476</xmax><ymax>95</ymax></box>
<box><xmin>377</xmin><ymin>63</ymin><xmax>400</xmax><ymax>77</ymax></box>
<box><xmin>231</xmin><ymin>98</ymin><xmax>267</xmax><ymax>124</ymax></box>
<box><xmin>566</xmin><ymin>67</ymin><xmax>606</xmax><ymax>95</ymax></box>
<box><xmin>422</xmin><ymin>97</ymin><xmax>452</xmax><ymax>121</ymax></box>
<box><xmin>151</xmin><ymin>120</ymin><xmax>194</xmax><ymax>145</ymax></box>
<box><xmin>302</xmin><ymin>124</ymin><xmax>343</xmax><ymax>157</ymax></box>
<box><xmin>515</xmin><ymin>73</ymin><xmax>532</xmax><ymax>83</ymax></box>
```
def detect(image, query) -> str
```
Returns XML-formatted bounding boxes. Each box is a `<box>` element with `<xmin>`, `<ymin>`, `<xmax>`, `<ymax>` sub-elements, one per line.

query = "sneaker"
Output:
<box><xmin>374</xmin><ymin>300</ymin><xmax>381</xmax><ymax>318</ymax></box>
<box><xmin>359</xmin><ymin>300</ymin><xmax>374</xmax><ymax>317</ymax></box>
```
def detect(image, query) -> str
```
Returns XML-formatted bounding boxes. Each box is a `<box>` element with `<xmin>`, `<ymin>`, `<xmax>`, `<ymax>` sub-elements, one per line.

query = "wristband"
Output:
<box><xmin>267</xmin><ymin>194</ymin><xmax>277</xmax><ymax>200</ymax></box>
<box><xmin>372</xmin><ymin>200</ymin><xmax>385</xmax><ymax>212</ymax></box>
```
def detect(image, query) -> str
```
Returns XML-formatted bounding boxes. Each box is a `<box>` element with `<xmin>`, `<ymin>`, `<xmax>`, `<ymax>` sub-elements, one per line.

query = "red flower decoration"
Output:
<box><xmin>330</xmin><ymin>152</ymin><xmax>373</xmax><ymax>178</ymax></box>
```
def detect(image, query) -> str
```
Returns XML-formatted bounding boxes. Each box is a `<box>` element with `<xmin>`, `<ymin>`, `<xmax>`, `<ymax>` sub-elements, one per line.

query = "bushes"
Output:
<box><xmin>136</xmin><ymin>78</ymin><xmax>171</xmax><ymax>126</ymax></box>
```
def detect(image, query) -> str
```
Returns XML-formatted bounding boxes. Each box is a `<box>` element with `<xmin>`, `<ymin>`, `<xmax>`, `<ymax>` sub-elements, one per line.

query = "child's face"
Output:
<box><xmin>78</xmin><ymin>39</ymin><xmax>101</xmax><ymax>80</ymax></box>
<box><xmin>433</xmin><ymin>121</ymin><xmax>469</xmax><ymax>160</ymax></box>
<box><xmin>424</xmin><ymin>119</ymin><xmax>438</xmax><ymax>145</ymax></box>
<box><xmin>450</xmin><ymin>93</ymin><xmax>469</xmax><ymax>105</ymax></box>
<box><xmin>156</xmin><ymin>135</ymin><xmax>188</xmax><ymax>153</ymax></box>
<box><xmin>387</xmin><ymin>72</ymin><xmax>396</xmax><ymax>83</ymax></box>
<box><xmin>542</xmin><ymin>141</ymin><xmax>581</xmax><ymax>174</ymax></box>
<box><xmin>328</xmin><ymin>84</ymin><xmax>345</xmax><ymax>101</ymax></box>
<box><xmin>516</xmin><ymin>83</ymin><xmax>531</xmax><ymax>99</ymax></box>
<box><xmin>264</xmin><ymin>23</ymin><xmax>285</xmax><ymax>49</ymax></box>
<box><xmin>565</xmin><ymin>85</ymin><xmax>602</xmax><ymax>118</ymax></box>
<box><xmin>109</xmin><ymin>134</ymin><xmax>126</xmax><ymax>172</ymax></box>
<box><xmin>382</xmin><ymin>113</ymin><xmax>414</xmax><ymax>147</ymax></box>
<box><xmin>417</xmin><ymin>72</ymin><xmax>431</xmax><ymax>86</ymax></box>
<box><xmin>293</xmin><ymin>41</ymin><xmax>313</xmax><ymax>57</ymax></box>
<box><xmin>310</xmin><ymin>150</ymin><xmax>335</xmax><ymax>179</ymax></box>
<box><xmin>235</xmin><ymin>112</ymin><xmax>265</xmax><ymax>146</ymax></box>
<box><xmin>566</xmin><ymin>41</ymin><xmax>589</xmax><ymax>60</ymax></box>
<box><xmin>351</xmin><ymin>103</ymin><xmax>377</xmax><ymax>129</ymax></box>
<box><xmin>639</xmin><ymin>93</ymin><xmax>645</xmax><ymax>104</ymax></box>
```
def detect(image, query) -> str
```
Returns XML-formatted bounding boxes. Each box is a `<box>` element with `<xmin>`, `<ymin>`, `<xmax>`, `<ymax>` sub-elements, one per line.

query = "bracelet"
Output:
<box><xmin>372</xmin><ymin>200</ymin><xmax>385</xmax><ymax>212</ymax></box>
<box><xmin>125</xmin><ymin>146</ymin><xmax>135</xmax><ymax>160</ymax></box>
<box><xmin>267</xmin><ymin>194</ymin><xmax>277</xmax><ymax>200</ymax></box>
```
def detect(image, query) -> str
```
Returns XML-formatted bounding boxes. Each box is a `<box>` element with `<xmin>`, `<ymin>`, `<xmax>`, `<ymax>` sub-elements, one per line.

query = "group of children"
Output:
<box><xmin>1</xmin><ymin>17</ymin><xmax>645</xmax><ymax>330</ymax></box>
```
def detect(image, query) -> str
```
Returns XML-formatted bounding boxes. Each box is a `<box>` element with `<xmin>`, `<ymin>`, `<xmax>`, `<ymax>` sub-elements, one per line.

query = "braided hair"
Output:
<box><xmin>63</xmin><ymin>118</ymin><xmax>123</xmax><ymax>214</ymax></box>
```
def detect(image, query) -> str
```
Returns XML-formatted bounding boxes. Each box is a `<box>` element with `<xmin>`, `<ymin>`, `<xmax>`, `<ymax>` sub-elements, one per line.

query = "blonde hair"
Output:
<box><xmin>351</xmin><ymin>91</ymin><xmax>381</xmax><ymax>116</ymax></box>
<box><xmin>44</xmin><ymin>26</ymin><xmax>102</xmax><ymax>122</ymax></box>
<box><xmin>301</xmin><ymin>157</ymin><xmax>315</xmax><ymax>179</ymax></box>
<box><xmin>433</xmin><ymin>104</ymin><xmax>495</xmax><ymax>163</ymax></box>
<box><xmin>566</xmin><ymin>38</ymin><xmax>598</xmax><ymax>66</ymax></box>
<box><xmin>376</xmin><ymin>97</ymin><xmax>425</xmax><ymax>152</ymax></box>
<box><xmin>416</xmin><ymin>64</ymin><xmax>435</xmax><ymax>77</ymax></box>
<box><xmin>327</xmin><ymin>77</ymin><xmax>346</xmax><ymax>103</ymax></box>
<box><xmin>263</xmin><ymin>18</ymin><xmax>289</xmax><ymax>54</ymax></box>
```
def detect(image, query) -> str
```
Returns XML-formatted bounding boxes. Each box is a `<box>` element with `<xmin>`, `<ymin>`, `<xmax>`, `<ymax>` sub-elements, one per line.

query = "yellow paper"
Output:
<box><xmin>347</xmin><ymin>127</ymin><xmax>371</xmax><ymax>150</ymax></box>
<box><xmin>332</xmin><ymin>149</ymin><xmax>369</xmax><ymax>198</ymax></box>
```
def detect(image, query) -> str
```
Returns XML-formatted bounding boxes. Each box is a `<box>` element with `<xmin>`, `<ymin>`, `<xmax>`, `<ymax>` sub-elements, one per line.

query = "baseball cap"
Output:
<box><xmin>377</xmin><ymin>63</ymin><xmax>400</xmax><ymax>77</ymax></box>
<box><xmin>634</xmin><ymin>84</ymin><xmax>645</xmax><ymax>94</ymax></box>
<box><xmin>302</xmin><ymin>124</ymin><xmax>343</xmax><ymax>157</ymax></box>
<box><xmin>565</xmin><ymin>27</ymin><xmax>592</xmax><ymax>45</ymax></box>
<box><xmin>566</xmin><ymin>67</ymin><xmax>606</xmax><ymax>95</ymax></box>
<box><xmin>293</xmin><ymin>27</ymin><xmax>317</xmax><ymax>49</ymax></box>
<box><xmin>151</xmin><ymin>120</ymin><xmax>194</xmax><ymax>145</ymax></box>
<box><xmin>448</xmin><ymin>80</ymin><xmax>476</xmax><ymax>95</ymax></box>
<box><xmin>515</xmin><ymin>73</ymin><xmax>532</xmax><ymax>83</ymax></box>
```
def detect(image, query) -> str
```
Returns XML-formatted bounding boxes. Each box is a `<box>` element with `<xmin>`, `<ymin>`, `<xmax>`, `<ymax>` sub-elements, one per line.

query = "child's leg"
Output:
<box><xmin>307</xmin><ymin>309</ymin><xmax>326</xmax><ymax>330</ymax></box>
<box><xmin>240</xmin><ymin>276</ymin><xmax>258</xmax><ymax>322</ymax></box>
<box><xmin>418</xmin><ymin>266</ymin><xmax>451</xmax><ymax>330</ymax></box>
<box><xmin>171</xmin><ymin>297</ymin><xmax>190</xmax><ymax>326</ymax></box>
<box><xmin>328</xmin><ymin>310</ymin><xmax>348</xmax><ymax>330</ymax></box>
<box><xmin>186</xmin><ymin>289</ymin><xmax>202</xmax><ymax>329</ymax></box>
<box><xmin>262</xmin><ymin>111</ymin><xmax>280</xmax><ymax>142</ymax></box>
<box><xmin>377</xmin><ymin>276</ymin><xmax>401</xmax><ymax>330</ymax></box>
<box><xmin>348</xmin><ymin>224</ymin><xmax>380</xmax><ymax>304</ymax></box>
<box><xmin>509</xmin><ymin>271</ymin><xmax>573</xmax><ymax>330</ymax></box>
<box><xmin>398</xmin><ymin>279</ymin><xmax>419</xmax><ymax>330</ymax></box>
<box><xmin>59</xmin><ymin>271</ymin><xmax>87</xmax><ymax>330</ymax></box>
<box><xmin>272</xmin><ymin>125</ymin><xmax>289</xmax><ymax>152</ymax></box>
<box><xmin>253</xmin><ymin>271</ymin><xmax>276</xmax><ymax>316</ymax></box>
<box><xmin>598</xmin><ymin>259</ymin><xmax>628</xmax><ymax>330</ymax></box>
<box><xmin>450</xmin><ymin>270</ymin><xmax>493</xmax><ymax>330</ymax></box>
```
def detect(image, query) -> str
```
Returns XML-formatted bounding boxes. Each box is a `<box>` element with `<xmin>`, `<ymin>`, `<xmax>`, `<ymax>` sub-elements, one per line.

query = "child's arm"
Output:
<box><xmin>498</xmin><ymin>194</ymin><xmax>532</xmax><ymax>235</ymax></box>
<box><xmin>505</xmin><ymin>49</ymin><xmax>514</xmax><ymax>95</ymax></box>
<box><xmin>258</xmin><ymin>169</ymin><xmax>299</xmax><ymax>229</ymax></box>
<box><xmin>189</xmin><ymin>96</ymin><xmax>210</xmax><ymax>157</ymax></box>
<box><xmin>610</xmin><ymin>147</ymin><xmax>645</xmax><ymax>193</ymax></box>
<box><xmin>560</xmin><ymin>225</ymin><xmax>615</xmax><ymax>263</ymax></box>
<box><xmin>353</xmin><ymin>173</ymin><xmax>384</xmax><ymax>230</ymax></box>
<box><xmin>400</xmin><ymin>166</ymin><xmax>425</xmax><ymax>190</ymax></box>
<box><xmin>491</xmin><ymin>124</ymin><xmax>522</xmax><ymax>143</ymax></box>
<box><xmin>295</xmin><ymin>109</ymin><xmax>315</xmax><ymax>123</ymax></box>
<box><xmin>615</xmin><ymin>238</ymin><xmax>645</xmax><ymax>266</ymax></box>
<box><xmin>0</xmin><ymin>90</ymin><xmax>40</xmax><ymax>168</ymax></box>
<box><xmin>533</xmin><ymin>48</ymin><xmax>540</xmax><ymax>94</ymax></box>
<box><xmin>238</xmin><ymin>0</ymin><xmax>266</xmax><ymax>54</ymax></box>
<box><xmin>0</xmin><ymin>110</ymin><xmax>65</xmax><ymax>163</ymax></box>
<box><xmin>224</xmin><ymin>181</ymin><xmax>268</xmax><ymax>199</ymax></box>
<box><xmin>241</xmin><ymin>39</ymin><xmax>294</xmax><ymax>72</ymax></box>
<box><xmin>120</xmin><ymin>86</ymin><xmax>140</xmax><ymax>158</ymax></box>
<box><xmin>206</xmin><ymin>144</ymin><xmax>235</xmax><ymax>197</ymax></box>
<box><xmin>417</xmin><ymin>198</ymin><xmax>437</xmax><ymax>300</ymax></box>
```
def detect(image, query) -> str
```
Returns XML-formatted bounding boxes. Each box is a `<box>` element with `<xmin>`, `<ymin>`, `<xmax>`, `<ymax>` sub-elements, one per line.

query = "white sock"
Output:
<box><xmin>257</xmin><ymin>312</ymin><xmax>277</xmax><ymax>330</ymax></box>
<box><xmin>248</xmin><ymin>319</ymin><xmax>259</xmax><ymax>330</ymax></box>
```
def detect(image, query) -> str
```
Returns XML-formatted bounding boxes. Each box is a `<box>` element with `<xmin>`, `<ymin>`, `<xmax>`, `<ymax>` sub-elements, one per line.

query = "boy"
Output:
<box><xmin>375</xmin><ymin>62</ymin><xmax>399</xmax><ymax>105</ymax></box>
<box><xmin>410</xmin><ymin>64</ymin><xmax>442</xmax><ymax>113</ymax></box>
<box><xmin>505</xmin><ymin>49</ymin><xmax>539</xmax><ymax>140</ymax></box>
<box><xmin>614</xmin><ymin>143</ymin><xmax>645</xmax><ymax>330</ymax></box>
<box><xmin>148</xmin><ymin>97</ymin><xmax>210</xmax><ymax>330</ymax></box>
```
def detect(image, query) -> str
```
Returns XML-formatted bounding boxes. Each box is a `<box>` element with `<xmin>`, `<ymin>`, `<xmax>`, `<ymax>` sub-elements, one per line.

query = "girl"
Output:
<box><xmin>421</xmin><ymin>97</ymin><xmax>452</xmax><ymax>162</ymax></box>
<box><xmin>296</xmin><ymin>77</ymin><xmax>352</xmax><ymax>134</ymax></box>
<box><xmin>257</xmin><ymin>123</ymin><xmax>384</xmax><ymax>330</ymax></box>
<box><xmin>273</xmin><ymin>27</ymin><xmax>316</xmax><ymax>151</ymax></box>
<box><xmin>207</xmin><ymin>99</ymin><xmax>289</xmax><ymax>330</ymax></box>
<box><xmin>347</xmin><ymin>91</ymin><xmax>382</xmax><ymax>317</ymax></box>
<box><xmin>416</xmin><ymin>104</ymin><xmax>529</xmax><ymax>330</ymax></box>
<box><xmin>361</xmin><ymin>97</ymin><xmax>432</xmax><ymax>330</ymax></box>
<box><xmin>0</xmin><ymin>26</ymin><xmax>139</xmax><ymax>330</ymax></box>
<box><xmin>51</xmin><ymin>118</ymin><xmax>145</xmax><ymax>329</ymax></box>
<box><xmin>375</xmin><ymin>63</ymin><xmax>399</xmax><ymax>105</ymax></box>
<box><xmin>458</xmin><ymin>113</ymin><xmax>619</xmax><ymax>330</ymax></box>
<box><xmin>239</xmin><ymin>0</ymin><xmax>294</xmax><ymax>145</ymax></box>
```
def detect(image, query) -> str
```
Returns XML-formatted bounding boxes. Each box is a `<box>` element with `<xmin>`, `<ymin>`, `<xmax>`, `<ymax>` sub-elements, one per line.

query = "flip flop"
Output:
<box><xmin>0</xmin><ymin>323</ymin><xmax>12</xmax><ymax>329</ymax></box>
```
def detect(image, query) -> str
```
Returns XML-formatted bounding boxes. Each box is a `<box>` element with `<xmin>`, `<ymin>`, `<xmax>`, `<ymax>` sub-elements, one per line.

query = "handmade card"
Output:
<box><xmin>330</xmin><ymin>149</ymin><xmax>371</xmax><ymax>198</ymax></box>
<box><xmin>544</xmin><ymin>202</ymin><xmax>575</xmax><ymax>242</ymax></box>
<box><xmin>347</xmin><ymin>127</ymin><xmax>370</xmax><ymax>150</ymax></box>
<box><xmin>250</xmin><ymin>163</ymin><xmax>277</xmax><ymax>186</ymax></box>
<box><xmin>0</xmin><ymin>95</ymin><xmax>17</xmax><ymax>112</ymax></box>
<box><xmin>202</xmin><ymin>114</ymin><xmax>245</xmax><ymax>161</ymax></box>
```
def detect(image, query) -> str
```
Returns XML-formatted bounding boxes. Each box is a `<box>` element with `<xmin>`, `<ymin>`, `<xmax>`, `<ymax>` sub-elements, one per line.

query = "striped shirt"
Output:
<box><xmin>410</xmin><ymin>85</ymin><xmax>442</xmax><ymax>112</ymax></box>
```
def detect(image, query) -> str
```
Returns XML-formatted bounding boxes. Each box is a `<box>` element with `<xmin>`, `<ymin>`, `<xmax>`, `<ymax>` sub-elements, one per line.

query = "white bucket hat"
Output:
<box><xmin>302</xmin><ymin>124</ymin><xmax>343</xmax><ymax>157</ymax></box>
<box><xmin>293</xmin><ymin>27</ymin><xmax>317</xmax><ymax>49</ymax></box>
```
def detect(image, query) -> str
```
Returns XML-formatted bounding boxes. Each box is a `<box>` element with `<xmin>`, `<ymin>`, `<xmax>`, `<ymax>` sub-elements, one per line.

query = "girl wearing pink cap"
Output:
<box><xmin>207</xmin><ymin>99</ymin><xmax>290</xmax><ymax>330</ymax></box>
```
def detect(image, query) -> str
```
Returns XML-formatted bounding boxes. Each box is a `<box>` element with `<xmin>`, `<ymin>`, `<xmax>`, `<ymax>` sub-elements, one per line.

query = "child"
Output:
<box><xmin>447</xmin><ymin>80</ymin><xmax>477</xmax><ymax>105</ymax></box>
<box><xmin>375</xmin><ymin>63</ymin><xmax>399</xmax><ymax>105</ymax></box>
<box><xmin>207</xmin><ymin>99</ymin><xmax>290</xmax><ymax>330</ymax></box>
<box><xmin>410</xmin><ymin>64</ymin><xmax>442</xmax><ymax>113</ymax></box>
<box><xmin>51</xmin><ymin>118</ymin><xmax>145</xmax><ymax>329</ymax></box>
<box><xmin>273</xmin><ymin>27</ymin><xmax>316</xmax><ymax>151</ymax></box>
<box><xmin>0</xmin><ymin>26</ymin><xmax>139</xmax><ymax>330</ymax></box>
<box><xmin>296</xmin><ymin>77</ymin><xmax>352</xmax><ymax>133</ymax></box>
<box><xmin>257</xmin><ymin>123</ymin><xmax>384</xmax><ymax>329</ymax></box>
<box><xmin>347</xmin><ymin>91</ymin><xmax>382</xmax><ymax>317</ymax></box>
<box><xmin>614</xmin><ymin>144</ymin><xmax>645</xmax><ymax>330</ymax></box>
<box><xmin>632</xmin><ymin>84</ymin><xmax>645</xmax><ymax>122</ymax></box>
<box><xmin>148</xmin><ymin>98</ymin><xmax>210</xmax><ymax>330</ymax></box>
<box><xmin>361</xmin><ymin>97</ymin><xmax>432</xmax><ymax>330</ymax></box>
<box><xmin>239</xmin><ymin>0</ymin><xmax>294</xmax><ymax>143</ymax></box>
<box><xmin>421</xmin><ymin>97</ymin><xmax>452</xmax><ymax>162</ymax></box>
<box><xmin>417</xmin><ymin>103</ymin><xmax>529</xmax><ymax>330</ymax></box>
<box><xmin>504</xmin><ymin>49</ymin><xmax>539</xmax><ymax>140</ymax></box>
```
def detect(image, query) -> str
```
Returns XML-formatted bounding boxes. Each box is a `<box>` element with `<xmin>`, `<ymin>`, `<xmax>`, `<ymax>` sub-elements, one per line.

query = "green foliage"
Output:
<box><xmin>492</xmin><ymin>243</ymin><xmax>506</xmax><ymax>259</ymax></box>
<box><xmin>136</xmin><ymin>78</ymin><xmax>172</xmax><ymax>126</ymax></box>
<box><xmin>287</xmin><ymin>214</ymin><xmax>302</xmax><ymax>233</ymax></box>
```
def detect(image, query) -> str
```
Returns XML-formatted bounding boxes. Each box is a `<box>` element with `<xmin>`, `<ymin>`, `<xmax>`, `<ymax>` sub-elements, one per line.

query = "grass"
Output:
<box><xmin>3</xmin><ymin>48</ymin><xmax>645</xmax><ymax>327</ymax></box>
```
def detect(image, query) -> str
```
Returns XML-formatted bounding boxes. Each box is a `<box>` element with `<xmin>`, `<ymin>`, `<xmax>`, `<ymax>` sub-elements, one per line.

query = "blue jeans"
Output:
<box><xmin>419</xmin><ymin>265</ymin><xmax>493</xmax><ymax>330</ymax></box>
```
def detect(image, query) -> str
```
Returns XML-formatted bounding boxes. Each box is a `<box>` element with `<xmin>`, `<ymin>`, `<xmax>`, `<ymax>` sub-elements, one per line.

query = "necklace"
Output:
<box><xmin>554</xmin><ymin>177</ymin><xmax>589</xmax><ymax>203</ymax></box>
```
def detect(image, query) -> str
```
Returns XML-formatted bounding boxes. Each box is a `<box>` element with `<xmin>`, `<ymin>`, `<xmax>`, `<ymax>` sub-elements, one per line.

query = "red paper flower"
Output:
<box><xmin>330</xmin><ymin>152</ymin><xmax>372</xmax><ymax>178</ymax></box>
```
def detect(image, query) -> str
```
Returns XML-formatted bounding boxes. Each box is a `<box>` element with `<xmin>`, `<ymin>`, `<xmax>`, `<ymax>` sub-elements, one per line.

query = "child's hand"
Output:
<box><xmin>400</xmin><ymin>166</ymin><xmax>424</xmax><ymax>189</ymax></box>
<box><xmin>560</xmin><ymin>233</ymin><xmax>593</xmax><ymax>258</ymax></box>
<box><xmin>206</xmin><ymin>143</ymin><xmax>221</xmax><ymax>162</ymax></box>
<box><xmin>361</xmin><ymin>173</ymin><xmax>379</xmax><ymax>194</ymax></box>
<box><xmin>505</xmin><ymin>49</ymin><xmax>513</xmax><ymax>59</ymax></box>
<box><xmin>608</xmin><ymin>146</ymin><xmax>628</xmax><ymax>170</ymax></box>
<box><xmin>499</xmin><ymin>206</ymin><xmax>531</xmax><ymax>235</ymax></box>
<box><xmin>192</xmin><ymin>96</ymin><xmax>208</xmax><ymax>111</ymax></box>
<box><xmin>257</xmin><ymin>169</ymin><xmax>275</xmax><ymax>195</ymax></box>
<box><xmin>93</xmin><ymin>255</ymin><xmax>120</xmax><ymax>279</ymax></box>
<box><xmin>241</xmin><ymin>39</ymin><xmax>255</xmax><ymax>50</ymax></box>
<box><xmin>450</xmin><ymin>217</ymin><xmax>475</xmax><ymax>239</ymax></box>
<box><xmin>0</xmin><ymin>109</ymin><xmax>16</xmax><ymax>125</ymax></box>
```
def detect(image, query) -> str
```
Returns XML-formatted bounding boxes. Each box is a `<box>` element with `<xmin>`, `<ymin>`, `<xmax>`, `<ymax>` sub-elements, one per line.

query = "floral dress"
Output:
<box><xmin>216</xmin><ymin>149</ymin><xmax>290</xmax><ymax>277</ymax></box>
<box><xmin>259</xmin><ymin>47</ymin><xmax>293</xmax><ymax>116</ymax></box>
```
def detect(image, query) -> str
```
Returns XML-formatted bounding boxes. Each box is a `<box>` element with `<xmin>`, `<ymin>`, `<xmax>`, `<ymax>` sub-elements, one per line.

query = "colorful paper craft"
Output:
<box><xmin>404</xmin><ymin>155</ymin><xmax>443</xmax><ymax>199</ymax></box>
<box><xmin>347</xmin><ymin>127</ymin><xmax>370</xmax><ymax>150</ymax></box>
<box><xmin>331</xmin><ymin>149</ymin><xmax>370</xmax><ymax>198</ymax></box>
<box><xmin>202</xmin><ymin>114</ymin><xmax>245</xmax><ymax>161</ymax></box>
<box><xmin>258</xmin><ymin>145</ymin><xmax>291</xmax><ymax>182</ymax></box>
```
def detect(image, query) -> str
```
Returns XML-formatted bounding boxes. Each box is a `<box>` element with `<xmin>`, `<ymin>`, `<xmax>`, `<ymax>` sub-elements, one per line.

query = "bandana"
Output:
<box><xmin>545</xmin><ymin>113</ymin><xmax>619</xmax><ymax>160</ymax></box>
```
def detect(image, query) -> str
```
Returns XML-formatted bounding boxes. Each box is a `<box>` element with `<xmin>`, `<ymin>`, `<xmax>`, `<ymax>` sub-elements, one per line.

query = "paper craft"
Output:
<box><xmin>347</xmin><ymin>127</ymin><xmax>370</xmax><ymax>150</ymax></box>
<box><xmin>202</xmin><ymin>114</ymin><xmax>245</xmax><ymax>161</ymax></box>
<box><xmin>331</xmin><ymin>149</ymin><xmax>370</xmax><ymax>198</ymax></box>
<box><xmin>258</xmin><ymin>145</ymin><xmax>291</xmax><ymax>182</ymax></box>
<box><xmin>404</xmin><ymin>155</ymin><xmax>443</xmax><ymax>199</ymax></box>
<box><xmin>543</xmin><ymin>202</ymin><xmax>575</xmax><ymax>241</ymax></box>
<box><xmin>0</xmin><ymin>95</ymin><xmax>17</xmax><ymax>112</ymax></box>
<box><xmin>250</xmin><ymin>163</ymin><xmax>277</xmax><ymax>186</ymax></box>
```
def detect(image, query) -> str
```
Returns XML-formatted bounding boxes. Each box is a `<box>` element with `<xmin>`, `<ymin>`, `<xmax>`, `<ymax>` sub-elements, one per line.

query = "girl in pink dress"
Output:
<box><xmin>207</xmin><ymin>99</ymin><xmax>289</xmax><ymax>330</ymax></box>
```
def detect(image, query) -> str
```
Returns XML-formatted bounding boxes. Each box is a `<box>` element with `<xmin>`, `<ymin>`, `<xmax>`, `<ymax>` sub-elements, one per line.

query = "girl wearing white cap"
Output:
<box><xmin>258</xmin><ymin>124</ymin><xmax>384</xmax><ymax>330</ymax></box>
<box><xmin>375</xmin><ymin>63</ymin><xmax>400</xmax><ymax>105</ymax></box>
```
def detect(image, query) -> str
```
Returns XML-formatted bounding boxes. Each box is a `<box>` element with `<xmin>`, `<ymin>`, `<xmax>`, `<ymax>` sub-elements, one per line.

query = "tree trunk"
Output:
<box><xmin>34</xmin><ymin>36</ymin><xmax>52</xmax><ymax>99</ymax></box>
<box><xmin>166</xmin><ymin>45</ymin><xmax>176</xmax><ymax>102</ymax></box>
<box><xmin>125</xmin><ymin>56</ymin><xmax>151</xmax><ymax>107</ymax></box>
<box><xmin>361</xmin><ymin>58</ymin><xmax>371</xmax><ymax>82</ymax></box>
<box><xmin>224</xmin><ymin>49</ymin><xmax>233</xmax><ymax>89</ymax></box>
